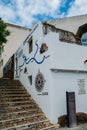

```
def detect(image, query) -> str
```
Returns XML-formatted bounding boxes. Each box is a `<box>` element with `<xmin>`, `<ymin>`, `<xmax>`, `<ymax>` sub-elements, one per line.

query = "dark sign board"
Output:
<box><xmin>66</xmin><ymin>92</ymin><xmax>77</xmax><ymax>128</ymax></box>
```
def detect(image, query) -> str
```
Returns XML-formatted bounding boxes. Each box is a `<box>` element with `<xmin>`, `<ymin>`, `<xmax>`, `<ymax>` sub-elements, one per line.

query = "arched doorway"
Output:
<box><xmin>76</xmin><ymin>23</ymin><xmax>87</xmax><ymax>45</ymax></box>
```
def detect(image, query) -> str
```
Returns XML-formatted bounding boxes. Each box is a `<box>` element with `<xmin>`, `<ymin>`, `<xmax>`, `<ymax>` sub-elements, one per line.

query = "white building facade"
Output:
<box><xmin>14</xmin><ymin>15</ymin><xmax>87</xmax><ymax>124</ymax></box>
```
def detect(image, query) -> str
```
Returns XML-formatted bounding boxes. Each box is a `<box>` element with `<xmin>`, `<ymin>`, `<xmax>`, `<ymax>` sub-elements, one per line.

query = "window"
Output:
<box><xmin>28</xmin><ymin>37</ymin><xmax>33</xmax><ymax>53</ymax></box>
<box><xmin>81</xmin><ymin>32</ymin><xmax>87</xmax><ymax>46</ymax></box>
<box><xmin>28</xmin><ymin>75</ymin><xmax>32</xmax><ymax>85</ymax></box>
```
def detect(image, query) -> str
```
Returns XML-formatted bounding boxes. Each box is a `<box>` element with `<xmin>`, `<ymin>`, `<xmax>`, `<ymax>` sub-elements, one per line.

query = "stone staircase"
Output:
<box><xmin>0</xmin><ymin>79</ymin><xmax>58</xmax><ymax>130</ymax></box>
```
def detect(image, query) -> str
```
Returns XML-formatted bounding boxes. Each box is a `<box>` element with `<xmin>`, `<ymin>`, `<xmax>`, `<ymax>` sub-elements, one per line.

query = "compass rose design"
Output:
<box><xmin>35</xmin><ymin>72</ymin><xmax>45</xmax><ymax>92</ymax></box>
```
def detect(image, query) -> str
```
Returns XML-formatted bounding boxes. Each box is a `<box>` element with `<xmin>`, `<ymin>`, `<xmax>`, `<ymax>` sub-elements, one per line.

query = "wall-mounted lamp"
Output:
<box><xmin>84</xmin><ymin>60</ymin><xmax>87</xmax><ymax>63</ymax></box>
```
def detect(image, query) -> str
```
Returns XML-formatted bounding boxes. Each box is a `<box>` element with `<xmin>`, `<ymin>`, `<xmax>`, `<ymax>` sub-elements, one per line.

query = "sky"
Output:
<box><xmin>0</xmin><ymin>0</ymin><xmax>87</xmax><ymax>28</ymax></box>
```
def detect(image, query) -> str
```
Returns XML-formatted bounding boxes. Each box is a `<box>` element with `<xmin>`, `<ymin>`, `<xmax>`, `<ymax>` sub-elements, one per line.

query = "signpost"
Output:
<box><xmin>66</xmin><ymin>92</ymin><xmax>77</xmax><ymax>128</ymax></box>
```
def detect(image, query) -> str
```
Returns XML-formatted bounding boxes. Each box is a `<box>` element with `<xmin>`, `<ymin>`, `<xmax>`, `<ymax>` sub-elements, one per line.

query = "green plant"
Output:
<box><xmin>0</xmin><ymin>18</ymin><xmax>10</xmax><ymax>54</ymax></box>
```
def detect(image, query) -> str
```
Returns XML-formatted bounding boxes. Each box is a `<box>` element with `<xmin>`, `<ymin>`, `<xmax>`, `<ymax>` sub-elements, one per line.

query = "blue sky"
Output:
<box><xmin>0</xmin><ymin>0</ymin><xmax>87</xmax><ymax>28</ymax></box>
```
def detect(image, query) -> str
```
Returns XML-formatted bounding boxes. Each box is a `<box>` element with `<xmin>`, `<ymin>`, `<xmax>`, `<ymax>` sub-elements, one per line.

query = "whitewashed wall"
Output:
<box><xmin>14</xmin><ymin>22</ymin><xmax>87</xmax><ymax>124</ymax></box>
<box><xmin>51</xmin><ymin>37</ymin><xmax>87</xmax><ymax>71</ymax></box>
<box><xmin>14</xmin><ymin>23</ymin><xmax>53</xmax><ymax>121</ymax></box>
<box><xmin>42</xmin><ymin>30</ymin><xmax>87</xmax><ymax>123</ymax></box>
<box><xmin>50</xmin><ymin>72</ymin><xmax>87</xmax><ymax>123</ymax></box>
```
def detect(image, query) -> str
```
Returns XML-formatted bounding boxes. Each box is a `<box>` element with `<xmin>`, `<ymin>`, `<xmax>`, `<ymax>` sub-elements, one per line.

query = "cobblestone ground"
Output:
<box><xmin>57</xmin><ymin>124</ymin><xmax>87</xmax><ymax>130</ymax></box>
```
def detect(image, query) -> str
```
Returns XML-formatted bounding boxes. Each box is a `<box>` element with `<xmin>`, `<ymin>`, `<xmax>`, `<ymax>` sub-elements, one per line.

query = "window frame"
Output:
<box><xmin>28</xmin><ymin>37</ymin><xmax>33</xmax><ymax>54</ymax></box>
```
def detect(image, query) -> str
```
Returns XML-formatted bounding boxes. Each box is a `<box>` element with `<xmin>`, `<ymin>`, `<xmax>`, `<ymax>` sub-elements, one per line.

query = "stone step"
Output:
<box><xmin>0</xmin><ymin>88</ymin><xmax>24</xmax><ymax>91</ymax></box>
<box><xmin>0</xmin><ymin>108</ymin><xmax>42</xmax><ymax>117</ymax></box>
<box><xmin>0</xmin><ymin>105</ymin><xmax>33</xmax><ymax>110</ymax></box>
<box><xmin>0</xmin><ymin>90</ymin><xmax>26</xmax><ymax>92</ymax></box>
<box><xmin>0</xmin><ymin>100</ymin><xmax>34</xmax><ymax>107</ymax></box>
<box><xmin>0</xmin><ymin>87</ymin><xmax>23</xmax><ymax>90</ymax></box>
<box><xmin>0</xmin><ymin>106</ymin><xmax>41</xmax><ymax>114</ymax></box>
<box><xmin>0</xmin><ymin>94</ymin><xmax>30</xmax><ymax>98</ymax></box>
<box><xmin>0</xmin><ymin>80</ymin><xmax>21</xmax><ymax>85</ymax></box>
<box><xmin>0</xmin><ymin>104</ymin><xmax>39</xmax><ymax>113</ymax></box>
<box><xmin>1</xmin><ymin>120</ymin><xmax>51</xmax><ymax>130</ymax></box>
<box><xmin>0</xmin><ymin>110</ymin><xmax>43</xmax><ymax>121</ymax></box>
<box><xmin>0</xmin><ymin>88</ymin><xmax>27</xmax><ymax>93</ymax></box>
<box><xmin>0</xmin><ymin>79</ymin><xmax>56</xmax><ymax>130</ymax></box>
<box><xmin>0</xmin><ymin>102</ymin><xmax>36</xmax><ymax>108</ymax></box>
<box><xmin>0</xmin><ymin>99</ymin><xmax>31</xmax><ymax>104</ymax></box>
<box><xmin>0</xmin><ymin>81</ymin><xmax>21</xmax><ymax>85</ymax></box>
<box><xmin>0</xmin><ymin>114</ymin><xmax>45</xmax><ymax>124</ymax></box>
<box><xmin>0</xmin><ymin>103</ymin><xmax>38</xmax><ymax>110</ymax></box>
<box><xmin>0</xmin><ymin>79</ymin><xmax>21</xmax><ymax>84</ymax></box>
<box><xmin>0</xmin><ymin>84</ymin><xmax>24</xmax><ymax>89</ymax></box>
<box><xmin>0</xmin><ymin>100</ymin><xmax>36</xmax><ymax>107</ymax></box>
<box><xmin>0</xmin><ymin>83</ymin><xmax>21</xmax><ymax>86</ymax></box>
<box><xmin>0</xmin><ymin>97</ymin><xmax>32</xmax><ymax>102</ymax></box>
<box><xmin>0</xmin><ymin>79</ymin><xmax>20</xmax><ymax>82</ymax></box>
<box><xmin>17</xmin><ymin>122</ymin><xmax>55</xmax><ymax>130</ymax></box>
<box><xmin>0</xmin><ymin>88</ymin><xmax>25</xmax><ymax>91</ymax></box>
<box><xmin>0</xmin><ymin>116</ymin><xmax>48</xmax><ymax>129</ymax></box>
<box><xmin>0</xmin><ymin>92</ymin><xmax>27</xmax><ymax>96</ymax></box>
<box><xmin>0</xmin><ymin>100</ymin><xmax>34</xmax><ymax>106</ymax></box>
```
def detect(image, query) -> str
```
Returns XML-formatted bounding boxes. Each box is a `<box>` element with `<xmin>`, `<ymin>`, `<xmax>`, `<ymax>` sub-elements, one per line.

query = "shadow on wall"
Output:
<box><xmin>3</xmin><ymin>54</ymin><xmax>14</xmax><ymax>79</ymax></box>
